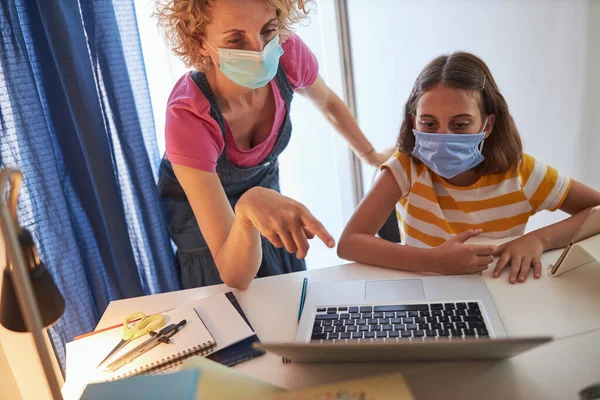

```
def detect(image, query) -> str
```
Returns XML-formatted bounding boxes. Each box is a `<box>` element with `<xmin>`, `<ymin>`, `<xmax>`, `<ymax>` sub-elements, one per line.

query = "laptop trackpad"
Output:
<box><xmin>365</xmin><ymin>279</ymin><xmax>425</xmax><ymax>302</ymax></box>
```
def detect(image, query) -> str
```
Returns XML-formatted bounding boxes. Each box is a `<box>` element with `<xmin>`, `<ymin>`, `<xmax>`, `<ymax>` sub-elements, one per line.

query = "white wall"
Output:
<box><xmin>0</xmin><ymin>230</ymin><xmax>56</xmax><ymax>400</ymax></box>
<box><xmin>348</xmin><ymin>0</ymin><xmax>600</xmax><ymax>232</ymax></box>
<box><xmin>134</xmin><ymin>0</ymin><xmax>352</xmax><ymax>269</ymax></box>
<box><xmin>0</xmin><ymin>341</ymin><xmax>21</xmax><ymax>400</ymax></box>
<box><xmin>581</xmin><ymin>1</ymin><xmax>600</xmax><ymax>190</ymax></box>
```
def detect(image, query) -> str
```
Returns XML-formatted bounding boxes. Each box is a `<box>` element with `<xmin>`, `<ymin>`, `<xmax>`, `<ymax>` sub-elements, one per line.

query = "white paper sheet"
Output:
<box><xmin>190</xmin><ymin>292</ymin><xmax>255</xmax><ymax>352</ymax></box>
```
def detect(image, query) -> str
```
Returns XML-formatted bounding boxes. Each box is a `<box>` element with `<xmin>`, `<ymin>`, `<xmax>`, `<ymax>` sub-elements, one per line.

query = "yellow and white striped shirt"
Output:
<box><xmin>382</xmin><ymin>152</ymin><xmax>572</xmax><ymax>248</ymax></box>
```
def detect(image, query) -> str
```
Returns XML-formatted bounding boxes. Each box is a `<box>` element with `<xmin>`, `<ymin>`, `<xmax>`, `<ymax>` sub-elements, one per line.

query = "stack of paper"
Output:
<box><xmin>264</xmin><ymin>373</ymin><xmax>413</xmax><ymax>400</ymax></box>
<box><xmin>180</xmin><ymin>356</ymin><xmax>413</xmax><ymax>400</ymax></box>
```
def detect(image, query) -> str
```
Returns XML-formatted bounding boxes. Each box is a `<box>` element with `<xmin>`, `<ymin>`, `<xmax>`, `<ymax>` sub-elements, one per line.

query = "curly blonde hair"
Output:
<box><xmin>156</xmin><ymin>0</ymin><xmax>312</xmax><ymax>71</ymax></box>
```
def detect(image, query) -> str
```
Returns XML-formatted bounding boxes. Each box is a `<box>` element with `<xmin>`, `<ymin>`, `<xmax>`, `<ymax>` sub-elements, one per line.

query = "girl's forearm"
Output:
<box><xmin>528</xmin><ymin>206</ymin><xmax>595</xmax><ymax>251</ymax></box>
<box><xmin>337</xmin><ymin>232</ymin><xmax>436</xmax><ymax>272</ymax></box>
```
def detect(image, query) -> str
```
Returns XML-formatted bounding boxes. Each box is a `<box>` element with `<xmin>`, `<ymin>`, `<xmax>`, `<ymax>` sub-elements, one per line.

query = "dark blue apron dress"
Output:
<box><xmin>158</xmin><ymin>66</ymin><xmax>306</xmax><ymax>288</ymax></box>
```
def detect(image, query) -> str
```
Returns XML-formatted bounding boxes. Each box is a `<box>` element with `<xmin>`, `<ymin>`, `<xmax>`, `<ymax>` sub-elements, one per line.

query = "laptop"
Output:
<box><xmin>256</xmin><ymin>275</ymin><xmax>552</xmax><ymax>362</ymax></box>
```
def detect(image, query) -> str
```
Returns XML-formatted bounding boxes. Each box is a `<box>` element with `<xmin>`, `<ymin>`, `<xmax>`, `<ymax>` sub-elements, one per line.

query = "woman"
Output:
<box><xmin>156</xmin><ymin>0</ymin><xmax>389</xmax><ymax>289</ymax></box>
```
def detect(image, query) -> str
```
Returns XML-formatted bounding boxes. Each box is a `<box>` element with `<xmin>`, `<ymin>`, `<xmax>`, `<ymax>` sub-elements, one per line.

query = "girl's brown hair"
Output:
<box><xmin>397</xmin><ymin>52</ymin><xmax>523</xmax><ymax>175</ymax></box>
<box><xmin>156</xmin><ymin>0</ymin><xmax>312</xmax><ymax>72</ymax></box>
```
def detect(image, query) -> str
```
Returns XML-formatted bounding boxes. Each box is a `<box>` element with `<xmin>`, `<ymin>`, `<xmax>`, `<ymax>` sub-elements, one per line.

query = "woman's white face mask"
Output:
<box><xmin>205</xmin><ymin>35</ymin><xmax>284</xmax><ymax>89</ymax></box>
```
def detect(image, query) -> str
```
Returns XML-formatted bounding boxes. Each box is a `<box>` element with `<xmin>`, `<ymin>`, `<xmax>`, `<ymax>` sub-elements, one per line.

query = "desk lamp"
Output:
<box><xmin>0</xmin><ymin>168</ymin><xmax>65</xmax><ymax>400</ymax></box>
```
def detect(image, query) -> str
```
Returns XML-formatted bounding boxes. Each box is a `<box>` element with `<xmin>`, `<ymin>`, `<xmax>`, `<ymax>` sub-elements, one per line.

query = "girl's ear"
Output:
<box><xmin>484</xmin><ymin>114</ymin><xmax>497</xmax><ymax>138</ymax></box>
<box><xmin>410</xmin><ymin>113</ymin><xmax>416</xmax><ymax>129</ymax></box>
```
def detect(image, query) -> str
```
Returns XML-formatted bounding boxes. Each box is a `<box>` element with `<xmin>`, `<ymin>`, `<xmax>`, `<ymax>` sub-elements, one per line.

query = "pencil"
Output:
<box><xmin>297</xmin><ymin>277</ymin><xmax>308</xmax><ymax>323</ymax></box>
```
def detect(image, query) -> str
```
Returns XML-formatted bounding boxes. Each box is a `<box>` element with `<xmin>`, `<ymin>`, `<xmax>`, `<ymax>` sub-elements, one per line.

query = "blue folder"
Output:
<box><xmin>81</xmin><ymin>369</ymin><xmax>200</xmax><ymax>399</ymax></box>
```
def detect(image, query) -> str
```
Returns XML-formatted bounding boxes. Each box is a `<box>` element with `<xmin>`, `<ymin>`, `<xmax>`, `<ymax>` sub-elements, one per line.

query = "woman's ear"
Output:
<box><xmin>484</xmin><ymin>114</ymin><xmax>497</xmax><ymax>138</ymax></box>
<box><xmin>199</xmin><ymin>37</ymin><xmax>219</xmax><ymax>67</ymax></box>
<box><xmin>410</xmin><ymin>113</ymin><xmax>416</xmax><ymax>129</ymax></box>
<box><xmin>198</xmin><ymin>37</ymin><xmax>211</xmax><ymax>58</ymax></box>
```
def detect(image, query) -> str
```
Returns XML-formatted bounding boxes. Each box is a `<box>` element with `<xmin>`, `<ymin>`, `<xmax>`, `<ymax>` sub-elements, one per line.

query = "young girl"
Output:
<box><xmin>338</xmin><ymin>52</ymin><xmax>600</xmax><ymax>284</ymax></box>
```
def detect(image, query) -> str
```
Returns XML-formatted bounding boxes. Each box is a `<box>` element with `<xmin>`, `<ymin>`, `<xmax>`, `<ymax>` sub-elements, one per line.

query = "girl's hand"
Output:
<box><xmin>235</xmin><ymin>187</ymin><xmax>335</xmax><ymax>258</ymax></box>
<box><xmin>429</xmin><ymin>229</ymin><xmax>497</xmax><ymax>275</ymax></box>
<box><xmin>492</xmin><ymin>234</ymin><xmax>545</xmax><ymax>283</ymax></box>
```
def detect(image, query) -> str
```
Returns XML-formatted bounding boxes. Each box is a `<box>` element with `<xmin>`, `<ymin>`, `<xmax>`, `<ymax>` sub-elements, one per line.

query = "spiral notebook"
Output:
<box><xmin>64</xmin><ymin>306</ymin><xmax>216</xmax><ymax>390</ymax></box>
<box><xmin>109</xmin><ymin>307</ymin><xmax>216</xmax><ymax>380</ymax></box>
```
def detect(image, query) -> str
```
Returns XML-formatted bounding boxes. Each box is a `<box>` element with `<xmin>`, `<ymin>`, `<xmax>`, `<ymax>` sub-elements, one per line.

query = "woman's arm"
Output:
<box><xmin>173</xmin><ymin>165</ymin><xmax>260</xmax><ymax>289</ymax></box>
<box><xmin>337</xmin><ymin>169</ymin><xmax>496</xmax><ymax>274</ymax></box>
<box><xmin>297</xmin><ymin>76</ymin><xmax>393</xmax><ymax>167</ymax></box>
<box><xmin>173</xmin><ymin>164</ymin><xmax>334</xmax><ymax>289</ymax></box>
<box><xmin>493</xmin><ymin>180</ymin><xmax>600</xmax><ymax>283</ymax></box>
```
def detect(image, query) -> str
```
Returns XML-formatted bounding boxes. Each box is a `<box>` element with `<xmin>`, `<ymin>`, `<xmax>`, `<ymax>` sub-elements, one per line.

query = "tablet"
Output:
<box><xmin>550</xmin><ymin>205</ymin><xmax>600</xmax><ymax>276</ymax></box>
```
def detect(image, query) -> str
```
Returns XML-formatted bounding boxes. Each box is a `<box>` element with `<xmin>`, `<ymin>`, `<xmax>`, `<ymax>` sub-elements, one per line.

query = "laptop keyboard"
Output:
<box><xmin>311</xmin><ymin>302</ymin><xmax>490</xmax><ymax>343</ymax></box>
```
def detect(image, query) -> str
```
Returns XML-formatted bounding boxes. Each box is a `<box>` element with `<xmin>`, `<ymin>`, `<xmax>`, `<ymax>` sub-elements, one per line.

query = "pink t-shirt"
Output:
<box><xmin>165</xmin><ymin>34</ymin><xmax>319</xmax><ymax>172</ymax></box>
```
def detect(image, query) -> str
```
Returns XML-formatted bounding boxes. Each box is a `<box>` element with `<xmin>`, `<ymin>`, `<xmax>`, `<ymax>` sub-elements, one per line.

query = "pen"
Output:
<box><xmin>297</xmin><ymin>277</ymin><xmax>308</xmax><ymax>323</ymax></box>
<box><xmin>104</xmin><ymin>319</ymin><xmax>187</xmax><ymax>373</ymax></box>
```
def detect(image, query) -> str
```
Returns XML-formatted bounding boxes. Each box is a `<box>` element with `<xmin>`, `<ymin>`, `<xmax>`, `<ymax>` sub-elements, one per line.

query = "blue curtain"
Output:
<box><xmin>0</xmin><ymin>0</ymin><xmax>181</xmax><ymax>369</ymax></box>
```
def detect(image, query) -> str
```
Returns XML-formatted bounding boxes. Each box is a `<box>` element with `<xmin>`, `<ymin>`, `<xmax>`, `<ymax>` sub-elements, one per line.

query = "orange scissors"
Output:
<box><xmin>97</xmin><ymin>312</ymin><xmax>165</xmax><ymax>368</ymax></box>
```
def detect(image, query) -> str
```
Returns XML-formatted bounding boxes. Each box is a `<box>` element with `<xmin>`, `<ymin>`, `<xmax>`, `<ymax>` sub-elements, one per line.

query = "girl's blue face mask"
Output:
<box><xmin>411</xmin><ymin>118</ymin><xmax>489</xmax><ymax>179</ymax></box>
<box><xmin>206</xmin><ymin>36</ymin><xmax>283</xmax><ymax>89</ymax></box>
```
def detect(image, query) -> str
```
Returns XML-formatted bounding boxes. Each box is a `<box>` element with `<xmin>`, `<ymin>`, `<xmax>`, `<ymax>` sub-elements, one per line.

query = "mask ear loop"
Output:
<box><xmin>479</xmin><ymin>116</ymin><xmax>489</xmax><ymax>152</ymax></box>
<box><xmin>204</xmin><ymin>40</ymin><xmax>221</xmax><ymax>68</ymax></box>
<box><xmin>479</xmin><ymin>74</ymin><xmax>489</xmax><ymax>152</ymax></box>
<box><xmin>204</xmin><ymin>39</ymin><xmax>219</xmax><ymax>54</ymax></box>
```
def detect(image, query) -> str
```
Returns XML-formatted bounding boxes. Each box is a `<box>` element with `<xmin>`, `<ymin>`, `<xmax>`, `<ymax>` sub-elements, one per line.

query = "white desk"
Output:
<box><xmin>91</xmin><ymin>251</ymin><xmax>600</xmax><ymax>400</ymax></box>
